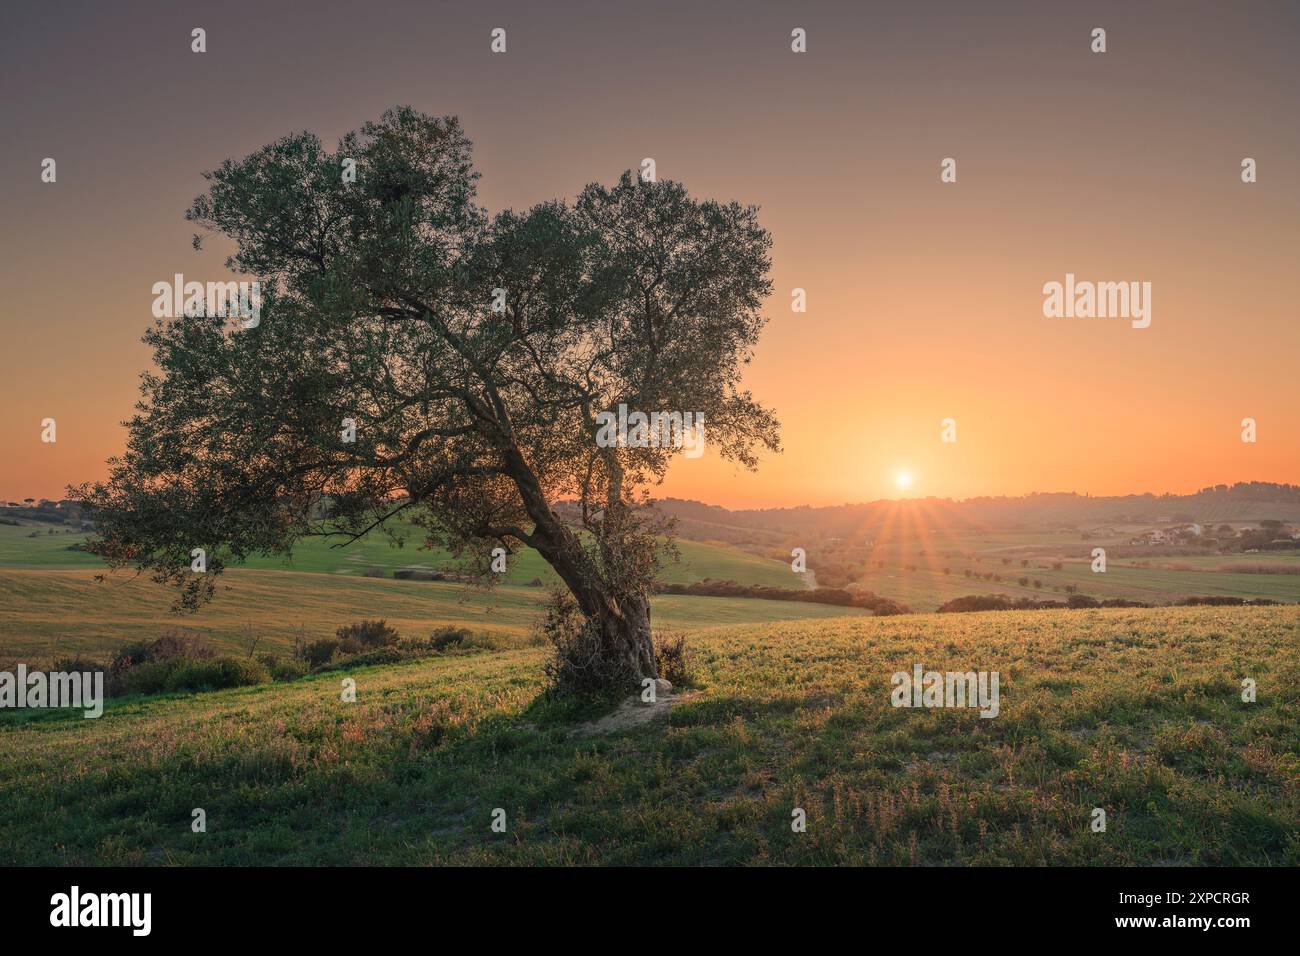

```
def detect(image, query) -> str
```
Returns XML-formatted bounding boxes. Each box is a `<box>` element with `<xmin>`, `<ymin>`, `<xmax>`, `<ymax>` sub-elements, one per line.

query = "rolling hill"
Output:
<box><xmin>0</xmin><ymin>567</ymin><xmax>873</xmax><ymax>661</ymax></box>
<box><xmin>2</xmin><ymin>605</ymin><xmax>1294</xmax><ymax>865</ymax></box>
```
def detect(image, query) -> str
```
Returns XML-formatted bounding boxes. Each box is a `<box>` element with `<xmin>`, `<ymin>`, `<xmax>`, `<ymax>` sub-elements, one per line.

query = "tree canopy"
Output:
<box><xmin>74</xmin><ymin>107</ymin><xmax>780</xmax><ymax>690</ymax></box>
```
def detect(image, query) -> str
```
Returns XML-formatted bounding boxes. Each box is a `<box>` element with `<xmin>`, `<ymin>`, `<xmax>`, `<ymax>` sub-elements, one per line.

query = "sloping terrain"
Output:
<box><xmin>2</xmin><ymin>606</ymin><xmax>1295</xmax><ymax>865</ymax></box>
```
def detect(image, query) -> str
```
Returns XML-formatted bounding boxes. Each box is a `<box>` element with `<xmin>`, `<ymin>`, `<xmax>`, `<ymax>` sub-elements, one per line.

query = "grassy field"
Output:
<box><xmin>858</xmin><ymin>561</ymin><xmax>1300</xmax><ymax>611</ymax></box>
<box><xmin>853</xmin><ymin>528</ymin><xmax>1300</xmax><ymax>611</ymax></box>
<box><xmin>0</xmin><ymin>567</ymin><xmax>873</xmax><ymax>661</ymax></box>
<box><xmin>1</xmin><ymin>605</ymin><xmax>1295</xmax><ymax>865</ymax></box>
<box><xmin>0</xmin><ymin>524</ymin><xmax>90</xmax><ymax>567</ymax></box>
<box><xmin>0</xmin><ymin>520</ymin><xmax>799</xmax><ymax>589</ymax></box>
<box><xmin>6</xmin><ymin>521</ymin><xmax>1295</xmax><ymax>618</ymax></box>
<box><xmin>0</xmin><ymin>517</ymin><xmax>834</xmax><ymax>661</ymax></box>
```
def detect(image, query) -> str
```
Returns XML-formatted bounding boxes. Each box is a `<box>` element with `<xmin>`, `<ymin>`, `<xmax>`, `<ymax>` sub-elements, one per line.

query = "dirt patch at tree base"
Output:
<box><xmin>571</xmin><ymin>691</ymin><xmax>685</xmax><ymax>737</ymax></box>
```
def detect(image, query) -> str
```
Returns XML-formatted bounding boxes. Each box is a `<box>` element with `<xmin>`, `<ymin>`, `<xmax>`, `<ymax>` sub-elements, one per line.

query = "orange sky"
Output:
<box><xmin>2</xmin><ymin>1</ymin><xmax>1297</xmax><ymax>508</ymax></box>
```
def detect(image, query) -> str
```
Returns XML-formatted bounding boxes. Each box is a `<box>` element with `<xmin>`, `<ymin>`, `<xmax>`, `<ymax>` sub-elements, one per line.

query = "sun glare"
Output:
<box><xmin>895</xmin><ymin>470</ymin><xmax>913</xmax><ymax>491</ymax></box>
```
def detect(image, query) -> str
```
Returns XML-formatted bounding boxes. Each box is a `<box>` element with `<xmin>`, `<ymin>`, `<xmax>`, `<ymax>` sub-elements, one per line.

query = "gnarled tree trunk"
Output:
<box><xmin>539</xmin><ymin>532</ymin><xmax>659</xmax><ymax>684</ymax></box>
<box><xmin>505</xmin><ymin>449</ymin><xmax>658</xmax><ymax>686</ymax></box>
<box><xmin>596</xmin><ymin>592</ymin><xmax>657</xmax><ymax>681</ymax></box>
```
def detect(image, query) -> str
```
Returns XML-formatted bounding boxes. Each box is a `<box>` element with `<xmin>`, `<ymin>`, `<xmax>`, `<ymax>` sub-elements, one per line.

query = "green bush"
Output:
<box><xmin>299</xmin><ymin>638</ymin><xmax>341</xmax><ymax>667</ymax></box>
<box><xmin>456</xmin><ymin>632</ymin><xmax>501</xmax><ymax>652</ymax></box>
<box><xmin>109</xmin><ymin>640</ymin><xmax>153</xmax><ymax>675</ymax></box>
<box><xmin>51</xmin><ymin>654</ymin><xmax>102</xmax><ymax>674</ymax></box>
<box><xmin>109</xmin><ymin>630</ymin><xmax>215</xmax><ymax>688</ymax></box>
<box><xmin>313</xmin><ymin>646</ymin><xmax>403</xmax><ymax>672</ymax></box>
<box><xmin>430</xmin><ymin>625</ymin><xmax>473</xmax><ymax>650</ymax></box>
<box><xmin>163</xmin><ymin>657</ymin><xmax>269</xmax><ymax>692</ymax></box>
<box><xmin>335</xmin><ymin>620</ymin><xmax>399</xmax><ymax>649</ymax></box>
<box><xmin>541</xmin><ymin>590</ymin><xmax>638</xmax><ymax>697</ymax></box>
<box><xmin>257</xmin><ymin>653</ymin><xmax>310</xmax><ymax>682</ymax></box>
<box><xmin>654</xmin><ymin>630</ymin><xmax>694</xmax><ymax>687</ymax></box>
<box><xmin>118</xmin><ymin>660</ymin><xmax>177</xmax><ymax>696</ymax></box>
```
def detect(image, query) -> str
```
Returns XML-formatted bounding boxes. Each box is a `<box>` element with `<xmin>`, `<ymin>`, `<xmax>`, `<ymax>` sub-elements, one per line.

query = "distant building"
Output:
<box><xmin>1129</xmin><ymin>528</ymin><xmax>1171</xmax><ymax>545</ymax></box>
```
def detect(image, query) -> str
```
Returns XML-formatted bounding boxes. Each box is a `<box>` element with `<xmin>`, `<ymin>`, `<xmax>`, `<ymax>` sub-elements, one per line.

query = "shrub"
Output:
<box><xmin>51</xmin><ymin>654</ymin><xmax>101</xmax><ymax>674</ymax></box>
<box><xmin>541</xmin><ymin>590</ymin><xmax>635</xmax><ymax>697</ymax></box>
<box><xmin>429</xmin><ymin>626</ymin><xmax>473</xmax><ymax>651</ymax></box>
<box><xmin>108</xmin><ymin>642</ymin><xmax>152</xmax><ymax>676</ymax></box>
<box><xmin>655</xmin><ymin>580</ymin><xmax>910</xmax><ymax>614</ymax></box>
<box><xmin>107</xmin><ymin>630</ymin><xmax>219</xmax><ymax>696</ymax></box>
<box><xmin>868</xmin><ymin>598</ymin><xmax>911</xmax><ymax>616</ymax></box>
<box><xmin>1178</xmin><ymin>595</ymin><xmax>1280</xmax><ymax>607</ymax></box>
<box><xmin>299</xmin><ymin>638</ymin><xmax>341</xmax><ymax>667</ymax></box>
<box><xmin>312</xmin><ymin>646</ymin><xmax>404</xmax><ymax>672</ymax></box>
<box><xmin>257</xmin><ymin>653</ymin><xmax>309</xmax><ymax>682</ymax></box>
<box><xmin>118</xmin><ymin>661</ymin><xmax>177</xmax><ymax>696</ymax></box>
<box><xmin>335</xmin><ymin>620</ymin><xmax>399</xmax><ymax>648</ymax></box>
<box><xmin>456</xmin><ymin>632</ymin><xmax>502</xmax><ymax>652</ymax></box>
<box><xmin>164</xmin><ymin>657</ymin><xmax>269</xmax><ymax>692</ymax></box>
<box><xmin>654</xmin><ymin>630</ymin><xmax>694</xmax><ymax>687</ymax></box>
<box><xmin>937</xmin><ymin>594</ymin><xmax>1067</xmax><ymax>613</ymax></box>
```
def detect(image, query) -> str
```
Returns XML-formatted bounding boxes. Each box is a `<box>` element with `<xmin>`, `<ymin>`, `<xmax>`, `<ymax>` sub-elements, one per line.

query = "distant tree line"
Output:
<box><xmin>655</xmin><ymin>579</ymin><xmax>910</xmax><ymax>615</ymax></box>
<box><xmin>937</xmin><ymin>593</ymin><xmax>1286</xmax><ymax>613</ymax></box>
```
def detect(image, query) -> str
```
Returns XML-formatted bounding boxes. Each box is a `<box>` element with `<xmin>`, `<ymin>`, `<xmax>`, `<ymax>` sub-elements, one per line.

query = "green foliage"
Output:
<box><xmin>257</xmin><ymin>654</ymin><xmax>309</xmax><ymax>682</ymax></box>
<box><xmin>67</xmin><ymin>108</ymin><xmax>780</xmax><ymax>702</ymax></box>
<box><xmin>163</xmin><ymin>657</ymin><xmax>269</xmax><ymax>692</ymax></box>
<box><xmin>298</xmin><ymin>638</ymin><xmax>341</xmax><ymax>667</ymax></box>
<box><xmin>311</xmin><ymin>647</ymin><xmax>404</xmax><ymax>672</ymax></box>
<box><xmin>428</xmin><ymin>625</ymin><xmax>473</xmax><ymax>651</ymax></box>
<box><xmin>540</xmin><ymin>590</ymin><xmax>637</xmax><ymax>698</ymax></box>
<box><xmin>335</xmin><ymin>619</ymin><xmax>399</xmax><ymax>650</ymax></box>
<box><xmin>653</xmin><ymin>630</ymin><xmax>694</xmax><ymax>687</ymax></box>
<box><xmin>117</xmin><ymin>661</ymin><xmax>176</xmax><ymax>696</ymax></box>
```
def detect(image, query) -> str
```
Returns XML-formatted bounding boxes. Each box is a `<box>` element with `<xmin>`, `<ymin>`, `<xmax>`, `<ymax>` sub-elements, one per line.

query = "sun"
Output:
<box><xmin>895</xmin><ymin>470</ymin><xmax>913</xmax><ymax>491</ymax></box>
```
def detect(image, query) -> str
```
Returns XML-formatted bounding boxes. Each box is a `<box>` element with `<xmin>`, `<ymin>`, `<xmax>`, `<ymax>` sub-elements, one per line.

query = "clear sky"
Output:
<box><xmin>2</xmin><ymin>0</ymin><xmax>1297</xmax><ymax>508</ymax></box>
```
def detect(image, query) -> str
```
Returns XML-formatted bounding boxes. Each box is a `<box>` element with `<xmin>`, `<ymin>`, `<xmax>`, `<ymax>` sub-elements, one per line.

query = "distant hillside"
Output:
<box><xmin>649</xmin><ymin>483</ymin><xmax>1300</xmax><ymax>541</ymax></box>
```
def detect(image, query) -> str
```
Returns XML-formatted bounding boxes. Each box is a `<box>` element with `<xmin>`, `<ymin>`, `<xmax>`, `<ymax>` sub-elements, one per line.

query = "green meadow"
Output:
<box><xmin>0</xmin><ymin>567</ymin><xmax>874</xmax><ymax>661</ymax></box>
<box><xmin>855</xmin><ymin>527</ymin><xmax>1300</xmax><ymax>611</ymax></box>
<box><xmin>857</xmin><ymin>560</ymin><xmax>1300</xmax><ymax>611</ymax></box>
<box><xmin>1</xmin><ymin>606</ymin><xmax>1295</xmax><ymax>865</ymax></box>
<box><xmin>0</xmin><ymin>517</ymin><xmax>832</xmax><ymax>661</ymax></box>
<box><xmin>0</xmin><ymin>519</ymin><xmax>799</xmax><ymax>588</ymax></box>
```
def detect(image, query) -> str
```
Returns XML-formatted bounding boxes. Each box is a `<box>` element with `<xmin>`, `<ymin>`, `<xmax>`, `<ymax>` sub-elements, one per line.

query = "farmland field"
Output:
<box><xmin>857</xmin><ymin>561</ymin><xmax>1300</xmax><ymax>611</ymax></box>
<box><xmin>0</xmin><ymin>518</ymin><xmax>840</xmax><ymax>661</ymax></box>
<box><xmin>0</xmin><ymin>520</ymin><xmax>799</xmax><ymax>589</ymax></box>
<box><xmin>0</xmin><ymin>567</ymin><xmax>875</xmax><ymax>661</ymax></box>
<box><xmin>1</xmin><ymin>605</ymin><xmax>1295</xmax><ymax>865</ymax></box>
<box><xmin>853</xmin><ymin>528</ymin><xmax>1300</xmax><ymax>611</ymax></box>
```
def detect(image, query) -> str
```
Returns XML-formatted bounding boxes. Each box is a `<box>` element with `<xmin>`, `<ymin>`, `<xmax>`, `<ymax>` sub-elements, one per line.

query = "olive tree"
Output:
<box><xmin>74</xmin><ymin>107</ymin><xmax>779</xmax><ymax>692</ymax></box>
